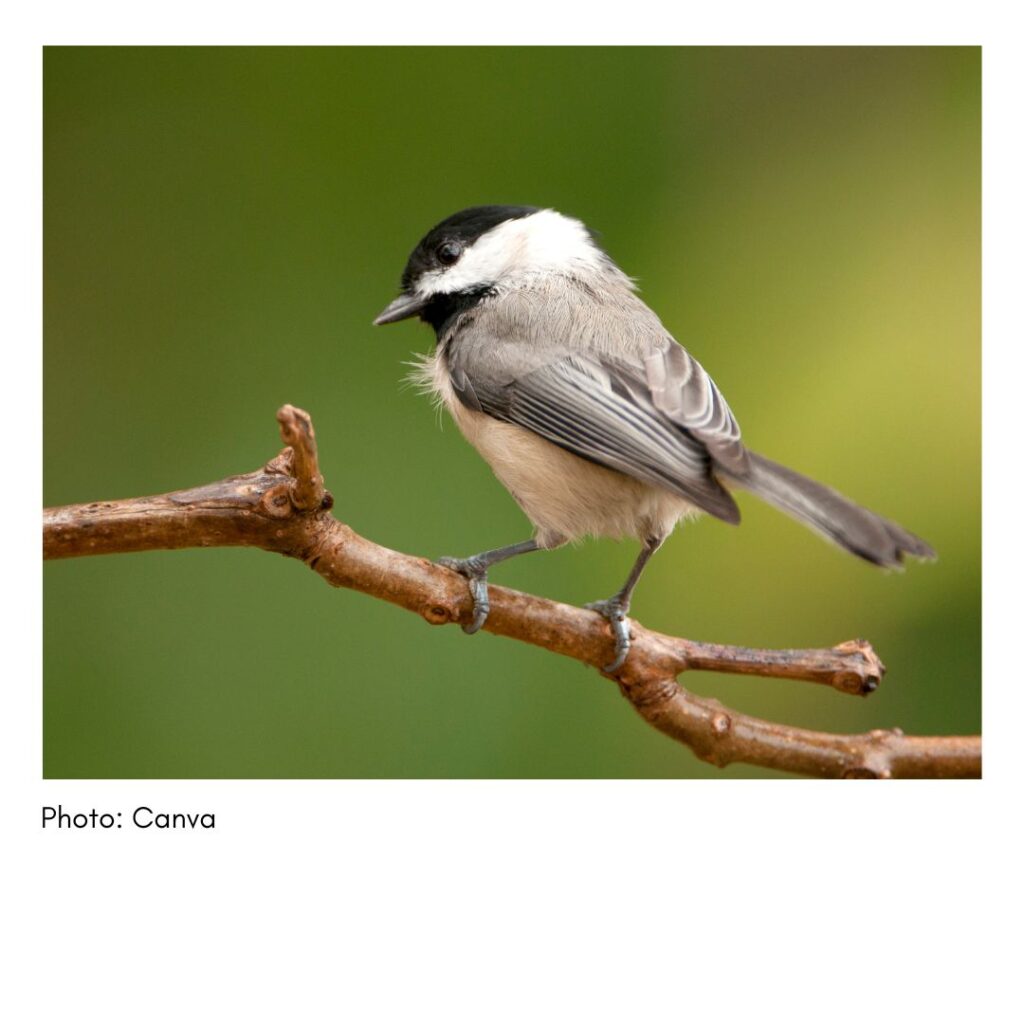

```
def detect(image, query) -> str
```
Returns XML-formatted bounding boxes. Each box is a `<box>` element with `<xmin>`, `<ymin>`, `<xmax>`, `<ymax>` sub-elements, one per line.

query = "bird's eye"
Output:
<box><xmin>436</xmin><ymin>241</ymin><xmax>463</xmax><ymax>266</ymax></box>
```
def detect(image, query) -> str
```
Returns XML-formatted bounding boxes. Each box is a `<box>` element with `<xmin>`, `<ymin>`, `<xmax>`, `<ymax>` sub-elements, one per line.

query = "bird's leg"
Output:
<box><xmin>586</xmin><ymin>536</ymin><xmax>665</xmax><ymax>673</ymax></box>
<box><xmin>437</xmin><ymin>539</ymin><xmax>542</xmax><ymax>635</ymax></box>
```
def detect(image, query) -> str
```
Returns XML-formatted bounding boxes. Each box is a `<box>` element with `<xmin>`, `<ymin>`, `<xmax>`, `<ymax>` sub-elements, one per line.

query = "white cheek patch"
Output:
<box><xmin>415</xmin><ymin>209</ymin><xmax>606</xmax><ymax>297</ymax></box>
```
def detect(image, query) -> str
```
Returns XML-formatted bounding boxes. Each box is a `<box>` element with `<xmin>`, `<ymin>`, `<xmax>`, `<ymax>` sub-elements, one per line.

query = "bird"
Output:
<box><xmin>373</xmin><ymin>205</ymin><xmax>934</xmax><ymax>671</ymax></box>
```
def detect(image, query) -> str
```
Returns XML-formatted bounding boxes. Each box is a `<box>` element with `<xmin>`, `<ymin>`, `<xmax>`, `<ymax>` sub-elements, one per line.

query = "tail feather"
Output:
<box><xmin>728</xmin><ymin>452</ymin><xmax>936</xmax><ymax>568</ymax></box>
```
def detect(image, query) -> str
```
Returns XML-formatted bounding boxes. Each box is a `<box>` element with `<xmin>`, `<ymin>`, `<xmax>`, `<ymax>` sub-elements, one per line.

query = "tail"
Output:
<box><xmin>726</xmin><ymin>452</ymin><xmax>936</xmax><ymax>569</ymax></box>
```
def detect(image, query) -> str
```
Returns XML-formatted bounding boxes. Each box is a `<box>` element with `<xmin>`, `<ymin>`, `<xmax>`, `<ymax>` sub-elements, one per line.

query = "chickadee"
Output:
<box><xmin>374</xmin><ymin>206</ymin><xmax>934</xmax><ymax>671</ymax></box>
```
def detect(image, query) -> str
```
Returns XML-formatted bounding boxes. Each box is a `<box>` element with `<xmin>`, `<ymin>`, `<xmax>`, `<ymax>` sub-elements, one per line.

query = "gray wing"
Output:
<box><xmin>447</xmin><ymin>337</ymin><xmax>746</xmax><ymax>524</ymax></box>
<box><xmin>641</xmin><ymin>340</ymin><xmax>749</xmax><ymax>476</ymax></box>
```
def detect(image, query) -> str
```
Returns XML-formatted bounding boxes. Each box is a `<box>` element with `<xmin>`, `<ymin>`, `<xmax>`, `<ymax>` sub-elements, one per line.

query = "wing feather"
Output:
<box><xmin>449</xmin><ymin>344</ymin><xmax>742</xmax><ymax>523</ymax></box>
<box><xmin>644</xmin><ymin>342</ymin><xmax>748</xmax><ymax>474</ymax></box>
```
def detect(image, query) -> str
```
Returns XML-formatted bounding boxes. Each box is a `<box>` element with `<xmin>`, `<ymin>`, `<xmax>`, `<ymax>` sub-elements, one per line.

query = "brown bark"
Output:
<box><xmin>43</xmin><ymin>405</ymin><xmax>981</xmax><ymax>779</ymax></box>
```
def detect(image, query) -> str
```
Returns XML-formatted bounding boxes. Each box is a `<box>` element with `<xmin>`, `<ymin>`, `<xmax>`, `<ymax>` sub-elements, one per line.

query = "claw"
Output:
<box><xmin>463</xmin><ymin>575</ymin><xmax>490</xmax><ymax>634</ymax></box>
<box><xmin>437</xmin><ymin>556</ymin><xmax>490</xmax><ymax>634</ymax></box>
<box><xmin>585</xmin><ymin>597</ymin><xmax>631</xmax><ymax>672</ymax></box>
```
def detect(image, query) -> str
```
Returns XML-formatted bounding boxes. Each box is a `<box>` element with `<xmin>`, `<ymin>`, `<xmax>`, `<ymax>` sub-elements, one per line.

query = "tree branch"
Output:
<box><xmin>43</xmin><ymin>404</ymin><xmax>981</xmax><ymax>779</ymax></box>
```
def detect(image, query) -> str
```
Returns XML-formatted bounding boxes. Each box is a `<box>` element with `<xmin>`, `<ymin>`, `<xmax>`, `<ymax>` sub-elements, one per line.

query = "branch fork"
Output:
<box><xmin>43</xmin><ymin>405</ymin><xmax>981</xmax><ymax>779</ymax></box>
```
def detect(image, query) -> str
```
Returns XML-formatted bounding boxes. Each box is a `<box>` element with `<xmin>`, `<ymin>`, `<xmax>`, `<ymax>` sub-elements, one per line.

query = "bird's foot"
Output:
<box><xmin>436</xmin><ymin>555</ymin><xmax>490</xmax><ymax>634</ymax></box>
<box><xmin>585</xmin><ymin>596</ymin><xmax>632</xmax><ymax>673</ymax></box>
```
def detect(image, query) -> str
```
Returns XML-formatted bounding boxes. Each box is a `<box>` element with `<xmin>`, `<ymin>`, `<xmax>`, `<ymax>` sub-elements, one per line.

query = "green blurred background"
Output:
<box><xmin>43</xmin><ymin>47</ymin><xmax>980</xmax><ymax>778</ymax></box>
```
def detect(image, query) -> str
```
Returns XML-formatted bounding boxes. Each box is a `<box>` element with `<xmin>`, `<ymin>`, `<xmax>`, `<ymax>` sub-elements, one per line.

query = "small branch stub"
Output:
<box><xmin>41</xmin><ymin>404</ymin><xmax>981</xmax><ymax>779</ymax></box>
<box><xmin>276</xmin><ymin>404</ymin><xmax>327</xmax><ymax>512</ymax></box>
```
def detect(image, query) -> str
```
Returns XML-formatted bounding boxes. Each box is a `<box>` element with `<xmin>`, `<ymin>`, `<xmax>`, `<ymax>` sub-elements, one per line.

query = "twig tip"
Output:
<box><xmin>274</xmin><ymin>404</ymin><xmax>323</xmax><ymax>512</ymax></box>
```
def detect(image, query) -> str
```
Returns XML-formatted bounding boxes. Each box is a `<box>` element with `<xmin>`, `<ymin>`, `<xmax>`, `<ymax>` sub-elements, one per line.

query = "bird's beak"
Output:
<box><xmin>373</xmin><ymin>293</ymin><xmax>428</xmax><ymax>325</ymax></box>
